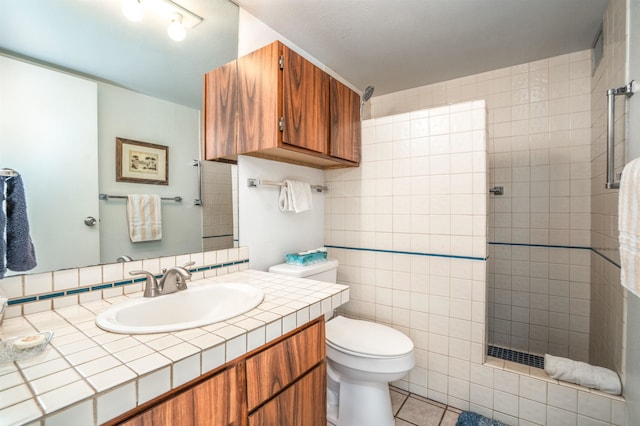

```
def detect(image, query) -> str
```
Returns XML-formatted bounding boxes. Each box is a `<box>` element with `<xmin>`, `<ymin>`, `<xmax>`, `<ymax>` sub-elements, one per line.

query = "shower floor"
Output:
<box><xmin>487</xmin><ymin>345</ymin><xmax>545</xmax><ymax>369</ymax></box>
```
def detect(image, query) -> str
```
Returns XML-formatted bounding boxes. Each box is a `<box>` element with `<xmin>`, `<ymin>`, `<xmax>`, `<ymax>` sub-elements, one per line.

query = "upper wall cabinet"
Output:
<box><xmin>204</xmin><ymin>59</ymin><xmax>237</xmax><ymax>160</ymax></box>
<box><xmin>204</xmin><ymin>40</ymin><xmax>361</xmax><ymax>169</ymax></box>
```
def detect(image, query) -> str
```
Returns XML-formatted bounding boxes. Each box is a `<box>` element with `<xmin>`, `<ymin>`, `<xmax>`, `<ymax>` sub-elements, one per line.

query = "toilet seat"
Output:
<box><xmin>326</xmin><ymin>316</ymin><xmax>413</xmax><ymax>358</ymax></box>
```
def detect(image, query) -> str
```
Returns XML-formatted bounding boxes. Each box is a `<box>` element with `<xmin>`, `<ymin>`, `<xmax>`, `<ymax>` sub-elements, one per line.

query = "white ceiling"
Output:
<box><xmin>234</xmin><ymin>0</ymin><xmax>609</xmax><ymax>96</ymax></box>
<box><xmin>0</xmin><ymin>0</ymin><xmax>609</xmax><ymax>108</ymax></box>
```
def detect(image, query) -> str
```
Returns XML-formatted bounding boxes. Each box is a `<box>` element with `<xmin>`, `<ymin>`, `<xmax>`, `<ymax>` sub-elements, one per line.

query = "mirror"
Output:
<box><xmin>0</xmin><ymin>0</ymin><xmax>240</xmax><ymax>275</ymax></box>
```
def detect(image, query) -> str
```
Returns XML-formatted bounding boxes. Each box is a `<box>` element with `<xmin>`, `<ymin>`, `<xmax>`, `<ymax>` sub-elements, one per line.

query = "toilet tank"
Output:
<box><xmin>268</xmin><ymin>259</ymin><xmax>338</xmax><ymax>283</ymax></box>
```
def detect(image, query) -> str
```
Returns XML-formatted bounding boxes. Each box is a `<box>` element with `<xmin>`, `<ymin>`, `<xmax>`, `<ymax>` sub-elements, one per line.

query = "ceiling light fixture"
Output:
<box><xmin>167</xmin><ymin>13</ymin><xmax>186</xmax><ymax>41</ymax></box>
<box><xmin>122</xmin><ymin>0</ymin><xmax>144</xmax><ymax>22</ymax></box>
<box><xmin>121</xmin><ymin>0</ymin><xmax>202</xmax><ymax>41</ymax></box>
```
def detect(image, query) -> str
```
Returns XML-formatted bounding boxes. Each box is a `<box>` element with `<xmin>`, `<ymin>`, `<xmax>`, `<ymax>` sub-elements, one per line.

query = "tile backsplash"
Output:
<box><xmin>0</xmin><ymin>247</ymin><xmax>250</xmax><ymax>319</ymax></box>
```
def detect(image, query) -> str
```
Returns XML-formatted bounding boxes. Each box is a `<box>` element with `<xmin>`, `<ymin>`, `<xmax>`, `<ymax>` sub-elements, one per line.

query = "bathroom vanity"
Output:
<box><xmin>111</xmin><ymin>318</ymin><xmax>326</xmax><ymax>426</ymax></box>
<box><xmin>0</xmin><ymin>269</ymin><xmax>348</xmax><ymax>425</ymax></box>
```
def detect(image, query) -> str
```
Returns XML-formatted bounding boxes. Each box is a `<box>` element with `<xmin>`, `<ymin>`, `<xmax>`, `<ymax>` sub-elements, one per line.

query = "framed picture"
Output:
<box><xmin>116</xmin><ymin>138</ymin><xmax>169</xmax><ymax>185</ymax></box>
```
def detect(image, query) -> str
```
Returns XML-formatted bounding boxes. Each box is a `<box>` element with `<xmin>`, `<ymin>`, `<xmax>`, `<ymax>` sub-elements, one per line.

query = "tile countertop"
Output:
<box><xmin>0</xmin><ymin>269</ymin><xmax>350</xmax><ymax>426</ymax></box>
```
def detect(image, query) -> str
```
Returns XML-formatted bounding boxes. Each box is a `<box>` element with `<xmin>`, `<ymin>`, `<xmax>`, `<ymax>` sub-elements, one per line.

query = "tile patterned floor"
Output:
<box><xmin>328</xmin><ymin>386</ymin><xmax>461</xmax><ymax>426</ymax></box>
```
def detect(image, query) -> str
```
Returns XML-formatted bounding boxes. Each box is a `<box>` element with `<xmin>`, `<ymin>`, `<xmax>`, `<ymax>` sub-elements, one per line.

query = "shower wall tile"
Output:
<box><xmin>373</xmin><ymin>47</ymin><xmax>595</xmax><ymax>361</ymax></box>
<box><xmin>326</xmin><ymin>102</ymin><xmax>488</xmax><ymax>408</ymax></box>
<box><xmin>589</xmin><ymin>0</ymin><xmax>626</xmax><ymax>377</ymax></box>
<box><xmin>334</xmin><ymin>33</ymin><xmax>632</xmax><ymax>421</ymax></box>
<box><xmin>326</xmin><ymin>1</ymin><xmax>633</xmax><ymax>418</ymax></box>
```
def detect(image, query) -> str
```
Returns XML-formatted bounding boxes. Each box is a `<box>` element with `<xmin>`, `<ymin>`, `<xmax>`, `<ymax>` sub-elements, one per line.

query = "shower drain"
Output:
<box><xmin>488</xmin><ymin>345</ymin><xmax>545</xmax><ymax>369</ymax></box>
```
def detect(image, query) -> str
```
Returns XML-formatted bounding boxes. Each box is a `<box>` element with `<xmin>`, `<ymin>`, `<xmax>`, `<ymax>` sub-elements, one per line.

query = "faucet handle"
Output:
<box><xmin>130</xmin><ymin>270</ymin><xmax>160</xmax><ymax>298</ymax></box>
<box><xmin>182</xmin><ymin>261</ymin><xmax>196</xmax><ymax>271</ymax></box>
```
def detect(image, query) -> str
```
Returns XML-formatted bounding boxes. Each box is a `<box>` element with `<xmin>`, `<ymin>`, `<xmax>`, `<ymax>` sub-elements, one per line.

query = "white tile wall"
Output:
<box><xmin>327</xmin><ymin>44</ymin><xmax>627</xmax><ymax>422</ymax></box>
<box><xmin>590</xmin><ymin>0</ymin><xmax>627</xmax><ymax>378</ymax></box>
<box><xmin>366</xmin><ymin>47</ymin><xmax>595</xmax><ymax>362</ymax></box>
<box><xmin>201</xmin><ymin>161</ymin><xmax>236</xmax><ymax>251</ymax></box>
<box><xmin>326</xmin><ymin>101</ymin><xmax>489</xmax><ymax>407</ymax></box>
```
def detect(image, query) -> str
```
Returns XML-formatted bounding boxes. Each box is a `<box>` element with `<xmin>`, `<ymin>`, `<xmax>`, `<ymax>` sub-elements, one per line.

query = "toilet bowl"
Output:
<box><xmin>325</xmin><ymin>315</ymin><xmax>415</xmax><ymax>426</ymax></box>
<box><xmin>268</xmin><ymin>258</ymin><xmax>415</xmax><ymax>426</ymax></box>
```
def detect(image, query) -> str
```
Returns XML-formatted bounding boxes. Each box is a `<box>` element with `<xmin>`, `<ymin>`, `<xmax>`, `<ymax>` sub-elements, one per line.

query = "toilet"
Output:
<box><xmin>269</xmin><ymin>259</ymin><xmax>415</xmax><ymax>426</ymax></box>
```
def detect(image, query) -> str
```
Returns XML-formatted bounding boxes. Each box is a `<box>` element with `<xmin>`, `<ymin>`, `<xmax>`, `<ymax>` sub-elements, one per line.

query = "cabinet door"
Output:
<box><xmin>120</xmin><ymin>390</ymin><xmax>195</xmax><ymax>426</ymax></box>
<box><xmin>118</xmin><ymin>366</ymin><xmax>242</xmax><ymax>426</ymax></box>
<box><xmin>237</xmin><ymin>41</ymin><xmax>281</xmax><ymax>154</ymax></box>
<box><xmin>282</xmin><ymin>46</ymin><xmax>329</xmax><ymax>154</ymax></box>
<box><xmin>193</xmin><ymin>364</ymin><xmax>245</xmax><ymax>426</ymax></box>
<box><xmin>330</xmin><ymin>77</ymin><xmax>361</xmax><ymax>163</ymax></box>
<box><xmin>248</xmin><ymin>363</ymin><xmax>326</xmax><ymax>426</ymax></box>
<box><xmin>204</xmin><ymin>60</ymin><xmax>237</xmax><ymax>160</ymax></box>
<box><xmin>245</xmin><ymin>320</ymin><xmax>325</xmax><ymax>411</ymax></box>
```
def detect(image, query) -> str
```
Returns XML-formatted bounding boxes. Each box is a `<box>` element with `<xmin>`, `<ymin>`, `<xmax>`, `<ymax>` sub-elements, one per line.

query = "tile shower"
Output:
<box><xmin>325</xmin><ymin>0</ymin><xmax>628</xmax><ymax>418</ymax></box>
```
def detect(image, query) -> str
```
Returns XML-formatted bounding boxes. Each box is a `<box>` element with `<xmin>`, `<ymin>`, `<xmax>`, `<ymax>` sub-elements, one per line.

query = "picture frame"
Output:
<box><xmin>116</xmin><ymin>137</ymin><xmax>169</xmax><ymax>185</ymax></box>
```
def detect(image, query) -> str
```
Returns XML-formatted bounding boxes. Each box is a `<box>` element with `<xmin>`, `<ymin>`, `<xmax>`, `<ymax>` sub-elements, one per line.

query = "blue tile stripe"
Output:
<box><xmin>38</xmin><ymin>292</ymin><xmax>65</xmax><ymax>300</ymax></box>
<box><xmin>7</xmin><ymin>259</ymin><xmax>250</xmax><ymax>307</ymax></box>
<box><xmin>325</xmin><ymin>245</ymin><xmax>487</xmax><ymax>261</ymax></box>
<box><xmin>489</xmin><ymin>242</ymin><xmax>621</xmax><ymax>269</ymax></box>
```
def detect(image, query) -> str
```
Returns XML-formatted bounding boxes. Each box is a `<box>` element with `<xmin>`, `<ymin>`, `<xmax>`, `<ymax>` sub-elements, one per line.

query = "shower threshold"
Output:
<box><xmin>488</xmin><ymin>345</ymin><xmax>545</xmax><ymax>369</ymax></box>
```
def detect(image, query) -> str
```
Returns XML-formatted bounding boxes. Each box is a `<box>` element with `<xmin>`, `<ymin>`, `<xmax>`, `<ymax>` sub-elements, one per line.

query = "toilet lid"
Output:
<box><xmin>325</xmin><ymin>316</ymin><xmax>414</xmax><ymax>357</ymax></box>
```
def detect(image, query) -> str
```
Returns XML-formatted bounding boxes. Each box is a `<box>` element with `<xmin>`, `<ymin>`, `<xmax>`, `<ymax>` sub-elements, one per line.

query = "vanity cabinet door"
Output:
<box><xmin>247</xmin><ymin>363</ymin><xmax>326</xmax><ymax>426</ymax></box>
<box><xmin>119</xmin><ymin>390</ymin><xmax>195</xmax><ymax>426</ymax></box>
<box><xmin>117</xmin><ymin>366</ymin><xmax>243</xmax><ymax>426</ymax></box>
<box><xmin>193</xmin><ymin>364</ymin><xmax>245</xmax><ymax>426</ymax></box>
<box><xmin>245</xmin><ymin>319</ymin><xmax>325</xmax><ymax>411</ymax></box>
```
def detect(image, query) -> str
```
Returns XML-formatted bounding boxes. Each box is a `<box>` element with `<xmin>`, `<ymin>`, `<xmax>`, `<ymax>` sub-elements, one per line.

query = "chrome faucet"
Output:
<box><xmin>130</xmin><ymin>261</ymin><xmax>195</xmax><ymax>298</ymax></box>
<box><xmin>158</xmin><ymin>262</ymin><xmax>194</xmax><ymax>295</ymax></box>
<box><xmin>129</xmin><ymin>270</ymin><xmax>161</xmax><ymax>298</ymax></box>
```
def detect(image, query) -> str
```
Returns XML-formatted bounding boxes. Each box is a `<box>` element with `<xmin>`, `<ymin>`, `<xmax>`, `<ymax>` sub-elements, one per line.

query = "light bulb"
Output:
<box><xmin>122</xmin><ymin>0</ymin><xmax>144</xmax><ymax>22</ymax></box>
<box><xmin>167</xmin><ymin>13</ymin><xmax>186</xmax><ymax>41</ymax></box>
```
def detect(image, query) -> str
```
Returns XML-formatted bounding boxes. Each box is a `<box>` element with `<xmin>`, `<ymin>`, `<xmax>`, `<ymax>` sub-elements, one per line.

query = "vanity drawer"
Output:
<box><xmin>245</xmin><ymin>319</ymin><xmax>325</xmax><ymax>410</ymax></box>
<box><xmin>248</xmin><ymin>363</ymin><xmax>326</xmax><ymax>426</ymax></box>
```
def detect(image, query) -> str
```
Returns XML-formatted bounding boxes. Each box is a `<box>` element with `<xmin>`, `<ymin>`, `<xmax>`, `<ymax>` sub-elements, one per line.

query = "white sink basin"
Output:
<box><xmin>95</xmin><ymin>283</ymin><xmax>264</xmax><ymax>334</ymax></box>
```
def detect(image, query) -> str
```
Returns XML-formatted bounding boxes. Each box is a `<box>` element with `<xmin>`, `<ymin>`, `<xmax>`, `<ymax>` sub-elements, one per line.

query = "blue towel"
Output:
<box><xmin>456</xmin><ymin>411</ymin><xmax>510</xmax><ymax>426</ymax></box>
<box><xmin>1</xmin><ymin>175</ymin><xmax>37</xmax><ymax>278</ymax></box>
<box><xmin>0</xmin><ymin>177</ymin><xmax>5</xmax><ymax>278</ymax></box>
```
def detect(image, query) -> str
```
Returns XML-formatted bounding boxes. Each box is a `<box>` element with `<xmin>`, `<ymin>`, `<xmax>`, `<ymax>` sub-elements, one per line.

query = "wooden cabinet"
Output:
<box><xmin>204</xmin><ymin>40</ymin><xmax>360</xmax><ymax>169</ymax></box>
<box><xmin>279</xmin><ymin>45</ymin><xmax>329</xmax><ymax>155</ymax></box>
<box><xmin>110</xmin><ymin>318</ymin><xmax>325</xmax><ymax>426</ymax></box>
<box><xmin>117</xmin><ymin>365</ymin><xmax>243</xmax><ymax>426</ymax></box>
<box><xmin>246</xmin><ymin>318</ymin><xmax>324</xmax><ymax>410</ymax></box>
<box><xmin>330</xmin><ymin>77</ymin><xmax>361</xmax><ymax>163</ymax></box>
<box><xmin>204</xmin><ymin>59</ymin><xmax>237</xmax><ymax>161</ymax></box>
<box><xmin>248</xmin><ymin>364</ymin><xmax>326</xmax><ymax>426</ymax></box>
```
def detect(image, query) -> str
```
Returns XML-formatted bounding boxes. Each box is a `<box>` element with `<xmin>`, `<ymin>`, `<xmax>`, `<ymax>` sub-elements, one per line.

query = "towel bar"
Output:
<box><xmin>606</xmin><ymin>81</ymin><xmax>635</xmax><ymax>189</ymax></box>
<box><xmin>193</xmin><ymin>159</ymin><xmax>202</xmax><ymax>206</ymax></box>
<box><xmin>99</xmin><ymin>194</ymin><xmax>182</xmax><ymax>202</ymax></box>
<box><xmin>247</xmin><ymin>178</ymin><xmax>328</xmax><ymax>192</ymax></box>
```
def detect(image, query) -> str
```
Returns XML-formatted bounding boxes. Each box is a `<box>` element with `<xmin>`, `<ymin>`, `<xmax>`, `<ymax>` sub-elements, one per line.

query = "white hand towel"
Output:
<box><xmin>619</xmin><ymin>158</ymin><xmax>640</xmax><ymax>297</ymax></box>
<box><xmin>127</xmin><ymin>194</ymin><xmax>162</xmax><ymax>242</ymax></box>
<box><xmin>279</xmin><ymin>180</ymin><xmax>313</xmax><ymax>213</ymax></box>
<box><xmin>544</xmin><ymin>354</ymin><xmax>622</xmax><ymax>395</ymax></box>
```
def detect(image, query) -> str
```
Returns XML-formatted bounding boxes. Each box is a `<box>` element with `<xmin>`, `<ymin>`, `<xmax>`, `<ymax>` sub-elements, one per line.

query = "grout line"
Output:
<box><xmin>395</xmin><ymin>393</ymin><xmax>409</xmax><ymax>417</ymax></box>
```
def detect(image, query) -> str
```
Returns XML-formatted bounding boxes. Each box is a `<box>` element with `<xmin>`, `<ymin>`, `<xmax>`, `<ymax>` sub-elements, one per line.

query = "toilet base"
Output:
<box><xmin>336</xmin><ymin>378</ymin><xmax>395</xmax><ymax>426</ymax></box>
